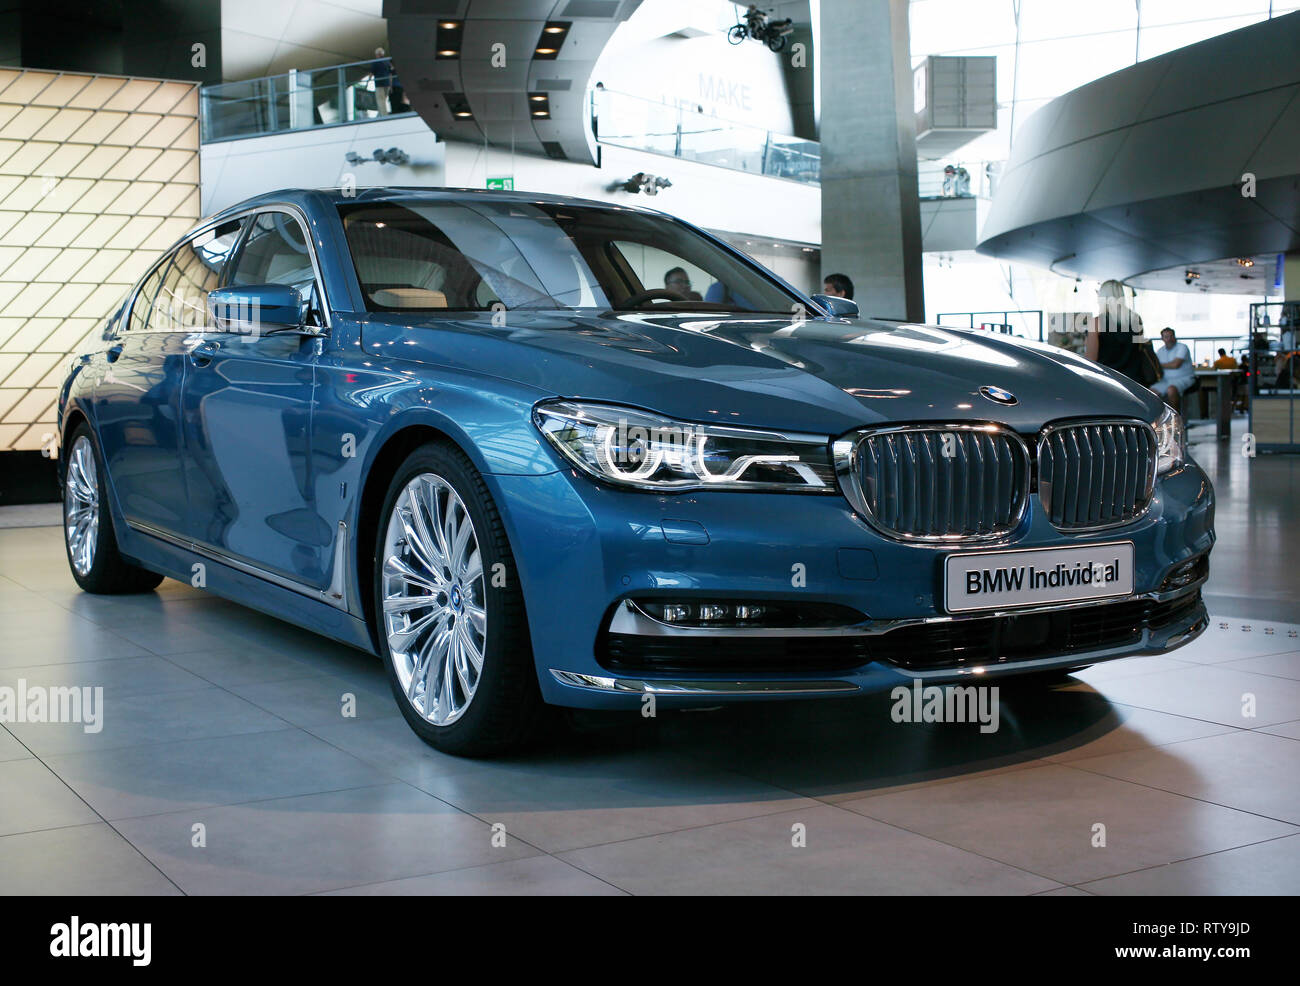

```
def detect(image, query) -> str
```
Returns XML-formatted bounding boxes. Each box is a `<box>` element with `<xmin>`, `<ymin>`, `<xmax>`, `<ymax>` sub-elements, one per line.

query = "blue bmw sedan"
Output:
<box><xmin>57</xmin><ymin>188</ymin><xmax>1214</xmax><ymax>754</ymax></box>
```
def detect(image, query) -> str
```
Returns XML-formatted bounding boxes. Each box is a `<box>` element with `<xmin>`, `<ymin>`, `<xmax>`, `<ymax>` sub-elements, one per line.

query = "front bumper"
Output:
<box><xmin>490</xmin><ymin>457</ymin><xmax>1214</xmax><ymax>709</ymax></box>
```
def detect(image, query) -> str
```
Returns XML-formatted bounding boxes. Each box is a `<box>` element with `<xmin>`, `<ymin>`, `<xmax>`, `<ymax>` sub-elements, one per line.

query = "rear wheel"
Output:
<box><xmin>63</xmin><ymin>424</ymin><xmax>164</xmax><ymax>594</ymax></box>
<box><xmin>374</xmin><ymin>442</ymin><xmax>544</xmax><ymax>756</ymax></box>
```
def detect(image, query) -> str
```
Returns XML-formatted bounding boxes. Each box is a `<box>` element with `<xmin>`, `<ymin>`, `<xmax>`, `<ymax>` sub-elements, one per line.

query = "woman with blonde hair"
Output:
<box><xmin>1086</xmin><ymin>279</ymin><xmax>1157</xmax><ymax>385</ymax></box>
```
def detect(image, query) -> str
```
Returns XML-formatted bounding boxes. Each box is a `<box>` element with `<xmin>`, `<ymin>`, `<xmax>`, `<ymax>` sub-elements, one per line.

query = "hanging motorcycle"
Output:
<box><xmin>728</xmin><ymin>5</ymin><xmax>794</xmax><ymax>52</ymax></box>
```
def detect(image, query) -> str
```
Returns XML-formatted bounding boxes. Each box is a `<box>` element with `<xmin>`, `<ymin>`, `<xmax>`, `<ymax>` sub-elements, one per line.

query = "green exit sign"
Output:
<box><xmin>486</xmin><ymin>176</ymin><xmax>514</xmax><ymax>190</ymax></box>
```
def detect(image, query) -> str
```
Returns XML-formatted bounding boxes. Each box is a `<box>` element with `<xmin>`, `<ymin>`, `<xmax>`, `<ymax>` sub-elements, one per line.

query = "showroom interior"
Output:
<box><xmin>0</xmin><ymin>0</ymin><xmax>1297</xmax><ymax>900</ymax></box>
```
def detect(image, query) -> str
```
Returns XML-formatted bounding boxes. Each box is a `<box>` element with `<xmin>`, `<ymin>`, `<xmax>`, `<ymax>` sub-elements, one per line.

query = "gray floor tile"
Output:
<box><xmin>0</xmin><ymin>725</ymin><xmax>32</xmax><ymax>762</ymax></box>
<box><xmin>160</xmin><ymin>646</ymin><xmax>328</xmax><ymax>687</ymax></box>
<box><xmin>841</xmin><ymin>764</ymin><xmax>1296</xmax><ymax>885</ymax></box>
<box><xmin>0</xmin><ymin>622</ymin><xmax>149</xmax><ymax>667</ymax></box>
<box><xmin>1222</xmin><ymin>650</ymin><xmax>1300</xmax><ymax>681</ymax></box>
<box><xmin>43</xmin><ymin>727</ymin><xmax>390</xmax><ymax>820</ymax></box>
<box><xmin>320</xmin><ymin>854</ymin><xmax>626</xmax><ymax>896</ymax></box>
<box><xmin>559</xmin><ymin>803</ymin><xmax>1060</xmax><ymax>895</ymax></box>
<box><xmin>115</xmin><ymin>783</ymin><xmax>538</xmax><ymax>894</ymax></box>
<box><xmin>306</xmin><ymin>714</ymin><xmax>471</xmax><ymax>786</ymax></box>
<box><xmin>224</xmin><ymin>673</ymin><xmax>394</xmax><ymax>728</ymax></box>
<box><xmin>0</xmin><ymin>656</ymin><xmax>211</xmax><ymax>700</ymax></box>
<box><xmin>1042</xmin><ymin>703</ymin><xmax>1239</xmax><ymax>763</ymax></box>
<box><xmin>1065</xmin><ymin>730</ymin><xmax>1300</xmax><ymax>824</ymax></box>
<box><xmin>0</xmin><ymin>759</ymin><xmax>100</xmax><ymax>836</ymax></box>
<box><xmin>1258</xmin><ymin>719</ymin><xmax>1300</xmax><ymax>740</ymax></box>
<box><xmin>410</xmin><ymin>756</ymin><xmax>817</xmax><ymax>853</ymax></box>
<box><xmin>3</xmin><ymin>684</ymin><xmax>290</xmax><ymax>757</ymax></box>
<box><xmin>0</xmin><ymin>823</ymin><xmax>182</xmax><ymax>894</ymax></box>
<box><xmin>1079</xmin><ymin>834</ymin><xmax>1300</xmax><ymax>895</ymax></box>
<box><xmin>1079</xmin><ymin>663</ymin><xmax>1300</xmax><ymax>727</ymax></box>
<box><xmin>1173</xmin><ymin>621</ymin><xmax>1300</xmax><ymax>664</ymax></box>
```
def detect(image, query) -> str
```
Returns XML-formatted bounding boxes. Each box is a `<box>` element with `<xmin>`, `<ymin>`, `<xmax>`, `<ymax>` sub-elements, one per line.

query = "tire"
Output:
<box><xmin>62</xmin><ymin>423</ymin><xmax>164</xmax><ymax>594</ymax></box>
<box><xmin>727</xmin><ymin>24</ymin><xmax>747</xmax><ymax>44</ymax></box>
<box><xmin>373</xmin><ymin>441</ymin><xmax>545</xmax><ymax>756</ymax></box>
<box><xmin>767</xmin><ymin>34</ymin><xmax>787</xmax><ymax>52</ymax></box>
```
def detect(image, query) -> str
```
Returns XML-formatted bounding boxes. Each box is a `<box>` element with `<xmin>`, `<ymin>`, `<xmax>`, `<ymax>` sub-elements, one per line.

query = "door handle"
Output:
<box><xmin>106</xmin><ymin>344</ymin><xmax>123</xmax><ymax>363</ymax></box>
<box><xmin>188</xmin><ymin>340</ymin><xmax>220</xmax><ymax>366</ymax></box>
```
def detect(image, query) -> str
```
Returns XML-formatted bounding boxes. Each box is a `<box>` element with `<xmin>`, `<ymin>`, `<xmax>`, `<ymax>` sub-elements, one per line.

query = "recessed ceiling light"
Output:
<box><xmin>437</xmin><ymin>49</ymin><xmax>458</xmax><ymax>56</ymax></box>
<box><xmin>536</xmin><ymin>47</ymin><xmax>557</xmax><ymax>54</ymax></box>
<box><xmin>439</xmin><ymin>20</ymin><xmax>459</xmax><ymax>28</ymax></box>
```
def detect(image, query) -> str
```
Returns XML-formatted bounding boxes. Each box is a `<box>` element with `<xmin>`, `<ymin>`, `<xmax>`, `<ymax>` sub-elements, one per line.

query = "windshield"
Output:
<box><xmin>337</xmin><ymin>199</ymin><xmax>800</xmax><ymax>314</ymax></box>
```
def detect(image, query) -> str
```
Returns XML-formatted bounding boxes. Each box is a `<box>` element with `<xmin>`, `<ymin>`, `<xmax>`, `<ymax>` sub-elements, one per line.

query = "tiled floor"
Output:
<box><xmin>0</xmin><ymin>422</ymin><xmax>1297</xmax><ymax>895</ymax></box>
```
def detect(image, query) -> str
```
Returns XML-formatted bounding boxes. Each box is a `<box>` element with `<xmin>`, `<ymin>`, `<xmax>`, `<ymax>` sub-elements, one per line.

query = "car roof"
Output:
<box><xmin>208</xmin><ymin>186</ymin><xmax>668</xmax><ymax>222</ymax></box>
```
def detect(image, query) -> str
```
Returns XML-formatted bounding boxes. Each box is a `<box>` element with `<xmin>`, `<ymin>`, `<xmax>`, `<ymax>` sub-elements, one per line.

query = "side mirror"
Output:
<box><xmin>810</xmin><ymin>293</ymin><xmax>859</xmax><ymax>319</ymax></box>
<box><xmin>208</xmin><ymin>284</ymin><xmax>304</xmax><ymax>334</ymax></box>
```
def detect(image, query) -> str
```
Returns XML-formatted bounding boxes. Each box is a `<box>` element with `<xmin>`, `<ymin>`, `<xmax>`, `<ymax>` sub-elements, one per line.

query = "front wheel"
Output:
<box><xmin>766</xmin><ymin>34</ymin><xmax>787</xmax><ymax>52</ymax></box>
<box><xmin>374</xmin><ymin>442</ymin><xmax>545</xmax><ymax>756</ymax></box>
<box><xmin>63</xmin><ymin>424</ymin><xmax>164</xmax><ymax>594</ymax></box>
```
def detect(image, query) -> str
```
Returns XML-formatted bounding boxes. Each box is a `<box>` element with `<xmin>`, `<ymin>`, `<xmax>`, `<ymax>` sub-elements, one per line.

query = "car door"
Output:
<box><xmin>179</xmin><ymin>208</ymin><xmax>330</xmax><ymax>588</ymax></box>
<box><xmin>90</xmin><ymin>244</ymin><xmax>202</xmax><ymax>535</ymax></box>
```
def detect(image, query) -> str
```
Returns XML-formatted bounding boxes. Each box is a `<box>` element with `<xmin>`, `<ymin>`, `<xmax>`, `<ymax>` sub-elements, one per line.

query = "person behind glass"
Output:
<box><xmin>1213</xmin><ymin>348</ymin><xmax>1238</xmax><ymax>370</ymax></box>
<box><xmin>1085</xmin><ymin>279</ymin><xmax>1144</xmax><ymax>379</ymax></box>
<box><xmin>822</xmin><ymin>272</ymin><xmax>853</xmax><ymax>299</ymax></box>
<box><xmin>1152</xmin><ymin>327</ymin><xmax>1195</xmax><ymax>411</ymax></box>
<box><xmin>663</xmin><ymin>267</ymin><xmax>701</xmax><ymax>301</ymax></box>
<box><xmin>371</xmin><ymin>47</ymin><xmax>392</xmax><ymax>116</ymax></box>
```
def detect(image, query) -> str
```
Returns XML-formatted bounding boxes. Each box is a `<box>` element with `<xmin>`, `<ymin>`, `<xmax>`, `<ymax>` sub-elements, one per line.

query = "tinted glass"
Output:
<box><xmin>128</xmin><ymin>260</ymin><xmax>169</xmax><ymax>333</ymax></box>
<box><xmin>228</xmin><ymin>211</ymin><xmax>317</xmax><ymax>297</ymax></box>
<box><xmin>338</xmin><ymin>200</ymin><xmax>798</xmax><ymax>314</ymax></box>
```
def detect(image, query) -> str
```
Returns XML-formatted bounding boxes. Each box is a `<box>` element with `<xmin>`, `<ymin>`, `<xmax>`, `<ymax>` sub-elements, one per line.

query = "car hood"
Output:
<box><xmin>361</xmin><ymin>311</ymin><xmax>1165</xmax><ymax>435</ymax></box>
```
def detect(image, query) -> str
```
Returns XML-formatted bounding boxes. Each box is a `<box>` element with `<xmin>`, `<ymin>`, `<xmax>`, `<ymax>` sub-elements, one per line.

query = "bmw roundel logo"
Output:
<box><xmin>979</xmin><ymin>385</ymin><xmax>1018</xmax><ymax>406</ymax></box>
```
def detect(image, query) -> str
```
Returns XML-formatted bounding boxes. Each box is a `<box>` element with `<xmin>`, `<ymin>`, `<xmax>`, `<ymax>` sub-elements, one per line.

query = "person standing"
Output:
<box><xmin>1085</xmin><ymin>279</ymin><xmax>1147</xmax><ymax>382</ymax></box>
<box><xmin>371</xmin><ymin>47</ymin><xmax>392</xmax><ymax>116</ymax></box>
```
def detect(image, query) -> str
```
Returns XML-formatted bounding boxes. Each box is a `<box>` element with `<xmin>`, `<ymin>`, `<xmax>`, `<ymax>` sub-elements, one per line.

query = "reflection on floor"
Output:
<box><xmin>1</xmin><ymin>423</ymin><xmax>1297</xmax><ymax>895</ymax></box>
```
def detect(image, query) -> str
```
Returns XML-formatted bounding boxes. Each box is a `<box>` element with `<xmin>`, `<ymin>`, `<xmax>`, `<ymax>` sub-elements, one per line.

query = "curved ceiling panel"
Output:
<box><xmin>977</xmin><ymin>12</ymin><xmax>1300</xmax><ymax>289</ymax></box>
<box><xmin>382</xmin><ymin>0</ymin><xmax>642</xmax><ymax>165</ymax></box>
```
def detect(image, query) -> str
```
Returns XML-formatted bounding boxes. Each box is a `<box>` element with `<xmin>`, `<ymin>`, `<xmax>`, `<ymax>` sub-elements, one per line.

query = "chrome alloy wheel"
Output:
<box><xmin>64</xmin><ymin>435</ymin><xmax>99</xmax><ymax>577</ymax></box>
<box><xmin>381</xmin><ymin>473</ymin><xmax>487</xmax><ymax>726</ymax></box>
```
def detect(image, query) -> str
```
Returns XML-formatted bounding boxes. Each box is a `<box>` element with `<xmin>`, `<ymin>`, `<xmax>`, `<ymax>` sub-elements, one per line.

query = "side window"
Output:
<box><xmin>128</xmin><ymin>258</ymin><xmax>171</xmax><ymax>334</ymax></box>
<box><xmin>227</xmin><ymin>211</ymin><xmax>318</xmax><ymax>299</ymax></box>
<box><xmin>160</xmin><ymin>219</ymin><xmax>244</xmax><ymax>330</ymax></box>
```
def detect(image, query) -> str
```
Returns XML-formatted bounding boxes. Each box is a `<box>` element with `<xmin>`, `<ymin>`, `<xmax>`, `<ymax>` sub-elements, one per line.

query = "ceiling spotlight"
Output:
<box><xmin>534</xmin><ymin>21</ymin><xmax>569</xmax><ymax>58</ymax></box>
<box><xmin>1184</xmin><ymin>270</ymin><xmax>1200</xmax><ymax>285</ymax></box>
<box><xmin>439</xmin><ymin>20</ymin><xmax>460</xmax><ymax>29</ymax></box>
<box><xmin>1237</xmin><ymin>257</ymin><xmax>1255</xmax><ymax>267</ymax></box>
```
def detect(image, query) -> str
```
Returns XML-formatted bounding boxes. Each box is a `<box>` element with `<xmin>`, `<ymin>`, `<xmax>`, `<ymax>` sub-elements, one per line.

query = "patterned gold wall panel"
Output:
<box><xmin>0</xmin><ymin>69</ymin><xmax>200</xmax><ymax>452</ymax></box>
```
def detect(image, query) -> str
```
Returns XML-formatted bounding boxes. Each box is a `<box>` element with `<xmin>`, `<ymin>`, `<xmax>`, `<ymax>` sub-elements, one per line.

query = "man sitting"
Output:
<box><xmin>1151</xmin><ymin>327</ymin><xmax>1195</xmax><ymax>410</ymax></box>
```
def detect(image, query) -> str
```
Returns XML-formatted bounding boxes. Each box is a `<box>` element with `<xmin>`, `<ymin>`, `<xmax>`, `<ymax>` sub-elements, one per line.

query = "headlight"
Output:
<box><xmin>1153</xmin><ymin>405</ymin><xmax>1185</xmax><ymax>474</ymax></box>
<box><xmin>533</xmin><ymin>400</ymin><xmax>836</xmax><ymax>492</ymax></box>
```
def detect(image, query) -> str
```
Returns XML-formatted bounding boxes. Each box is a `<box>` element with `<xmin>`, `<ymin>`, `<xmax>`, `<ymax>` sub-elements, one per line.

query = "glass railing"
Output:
<box><xmin>592</xmin><ymin>87</ymin><xmax>820</xmax><ymax>184</ymax></box>
<box><xmin>918</xmin><ymin>159</ymin><xmax>1001</xmax><ymax>199</ymax></box>
<box><xmin>200</xmin><ymin>57</ymin><xmax>416</xmax><ymax>143</ymax></box>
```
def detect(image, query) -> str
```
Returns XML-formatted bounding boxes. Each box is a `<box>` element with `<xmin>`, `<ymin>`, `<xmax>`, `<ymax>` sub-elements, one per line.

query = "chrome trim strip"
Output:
<box><xmin>606</xmin><ymin>574</ymin><xmax>1207</xmax><ymax>639</ymax></box>
<box><xmin>833</xmin><ymin>422</ymin><xmax>1032</xmax><ymax>544</ymax></box>
<box><xmin>127</xmin><ymin>519</ymin><xmax>353</xmax><ymax>614</ymax></box>
<box><xmin>549</xmin><ymin>669</ymin><xmax>859</xmax><ymax>696</ymax></box>
<box><xmin>1036</xmin><ymin>418</ymin><xmax>1158</xmax><ymax>533</ymax></box>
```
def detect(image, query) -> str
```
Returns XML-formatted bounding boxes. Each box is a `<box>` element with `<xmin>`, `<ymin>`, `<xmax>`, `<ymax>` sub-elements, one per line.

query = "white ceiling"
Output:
<box><xmin>221</xmin><ymin>0</ymin><xmax>389</xmax><ymax>81</ymax></box>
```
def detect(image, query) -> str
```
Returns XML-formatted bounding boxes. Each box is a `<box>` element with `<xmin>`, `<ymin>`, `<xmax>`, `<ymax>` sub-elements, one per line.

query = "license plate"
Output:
<box><xmin>944</xmin><ymin>542</ymin><xmax>1134</xmax><ymax>613</ymax></box>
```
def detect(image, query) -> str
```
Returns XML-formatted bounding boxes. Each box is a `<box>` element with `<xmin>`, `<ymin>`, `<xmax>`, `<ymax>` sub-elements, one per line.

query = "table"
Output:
<box><xmin>1194</xmin><ymin>368</ymin><xmax>1237</xmax><ymax>440</ymax></box>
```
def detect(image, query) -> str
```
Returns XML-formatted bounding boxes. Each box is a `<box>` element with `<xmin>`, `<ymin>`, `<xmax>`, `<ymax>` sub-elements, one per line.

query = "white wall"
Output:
<box><xmin>200</xmin><ymin>116</ymin><xmax>445</xmax><ymax>214</ymax></box>
<box><xmin>443</xmin><ymin>141</ymin><xmax>820</xmax><ymax>249</ymax></box>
